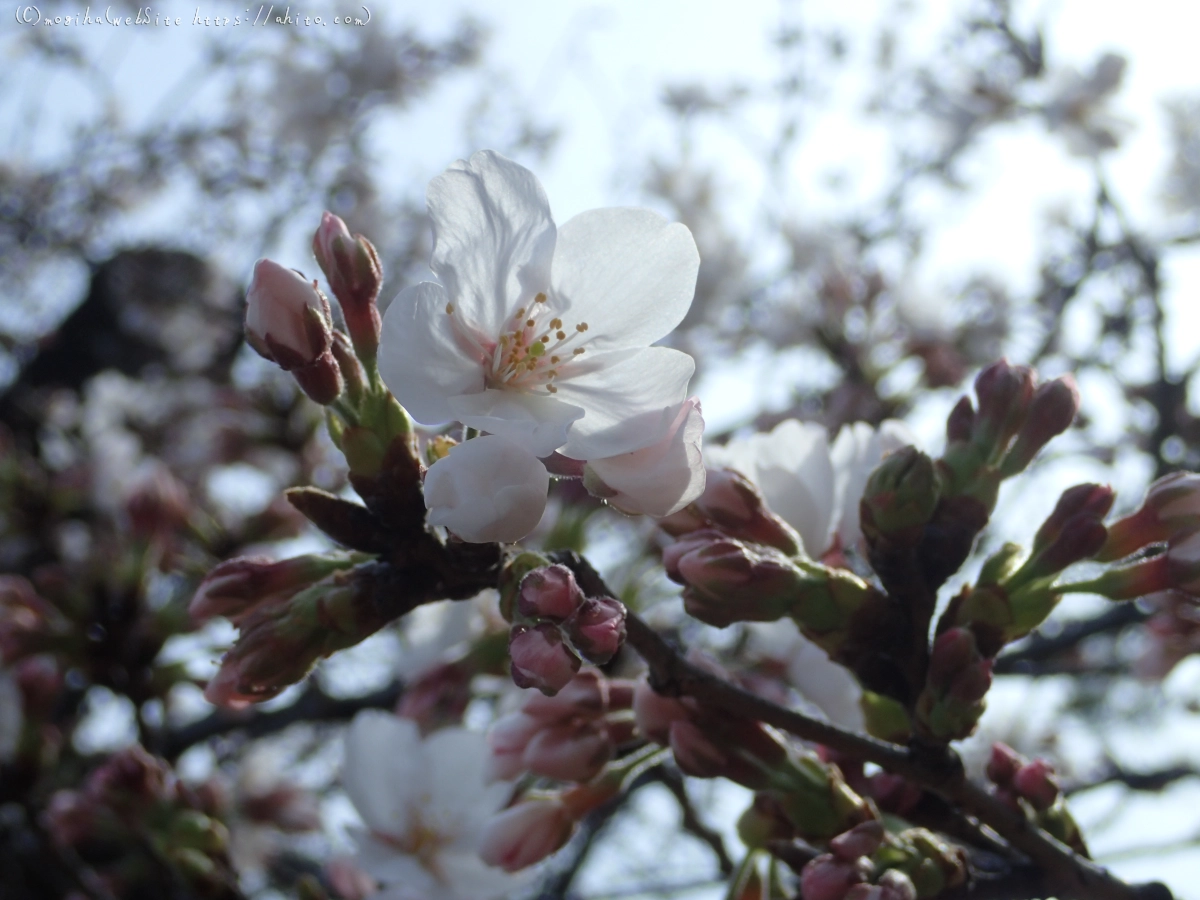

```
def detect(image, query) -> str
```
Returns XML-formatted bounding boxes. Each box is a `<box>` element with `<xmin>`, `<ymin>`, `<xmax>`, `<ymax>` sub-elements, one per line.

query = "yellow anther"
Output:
<box><xmin>550</xmin><ymin>318</ymin><xmax>563</xmax><ymax>329</ymax></box>
<box><xmin>535</xmin><ymin>292</ymin><xmax>548</xmax><ymax>303</ymax></box>
<box><xmin>525</xmin><ymin>318</ymin><xmax>536</xmax><ymax>328</ymax></box>
<box><xmin>547</xmin><ymin>384</ymin><xmax>558</xmax><ymax>393</ymax></box>
<box><xmin>445</xmin><ymin>302</ymin><xmax>455</xmax><ymax>314</ymax></box>
<box><xmin>576</xmin><ymin>322</ymin><xmax>589</xmax><ymax>333</ymax></box>
<box><xmin>515</xmin><ymin>307</ymin><xmax>526</xmax><ymax>318</ymax></box>
<box><xmin>550</xmin><ymin>355</ymin><xmax>561</xmax><ymax>363</ymax></box>
<box><xmin>556</xmin><ymin>330</ymin><xmax>566</xmax><ymax>340</ymax></box>
<box><xmin>573</xmin><ymin>347</ymin><xmax>586</xmax><ymax>355</ymax></box>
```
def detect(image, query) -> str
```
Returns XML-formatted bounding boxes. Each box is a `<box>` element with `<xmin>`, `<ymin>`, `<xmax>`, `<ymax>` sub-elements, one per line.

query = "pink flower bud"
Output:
<box><xmin>486</xmin><ymin>712</ymin><xmax>543</xmax><ymax>782</ymax></box>
<box><xmin>1013</xmin><ymin>758</ymin><xmax>1060</xmax><ymax>810</ymax></box>
<box><xmin>521</xmin><ymin>670</ymin><xmax>610</xmax><ymax>721</ymax></box>
<box><xmin>829</xmin><ymin>820</ymin><xmax>885</xmax><ymax>861</ymax></box>
<box><xmin>523</xmin><ymin>721</ymin><xmax>613</xmax><ymax>782</ymax></box>
<box><xmin>799</xmin><ymin>853</ymin><xmax>871</xmax><ymax>900</ymax></box>
<box><xmin>633</xmin><ymin>677</ymin><xmax>692</xmax><ymax>743</ymax></box>
<box><xmin>189</xmin><ymin>554</ymin><xmax>346</xmax><ymax>623</ymax></box>
<box><xmin>668</xmin><ymin>719</ymin><xmax>729</xmax><ymax>778</ymax></box>
<box><xmin>312</xmin><ymin>212</ymin><xmax>383</xmax><ymax>362</ymax></box>
<box><xmin>973</xmin><ymin>359</ymin><xmax>1036</xmax><ymax>447</ymax></box>
<box><xmin>123</xmin><ymin>464</ymin><xmax>191</xmax><ymax>539</ymax></box>
<box><xmin>1001</xmin><ymin>375</ymin><xmax>1081</xmax><ymax>474</ymax></box>
<box><xmin>945</xmin><ymin>396</ymin><xmax>976</xmax><ymax>445</ymax></box>
<box><xmin>245</xmin><ymin>259</ymin><xmax>333</xmax><ymax>369</ymax></box>
<box><xmin>564</xmin><ymin>596</ymin><xmax>626</xmax><ymax>664</ymax></box>
<box><xmin>517</xmin><ymin>565</ymin><xmax>584</xmax><ymax>621</ymax></box>
<box><xmin>509</xmin><ymin>624</ymin><xmax>581</xmax><ymax>696</ymax></box>
<box><xmin>846</xmin><ymin>870</ymin><xmax>917</xmax><ymax>900</ymax></box>
<box><xmin>986</xmin><ymin>742</ymin><xmax>1024</xmax><ymax>787</ymax></box>
<box><xmin>927</xmin><ymin>628</ymin><xmax>978</xmax><ymax>686</ymax></box>
<box><xmin>479</xmin><ymin>798</ymin><xmax>575</xmax><ymax>872</ymax></box>
<box><xmin>692</xmin><ymin>468</ymin><xmax>803</xmax><ymax>555</ymax></box>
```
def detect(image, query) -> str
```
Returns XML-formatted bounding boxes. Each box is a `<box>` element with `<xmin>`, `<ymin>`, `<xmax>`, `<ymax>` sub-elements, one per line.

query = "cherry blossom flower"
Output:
<box><xmin>342</xmin><ymin>712</ymin><xmax>526</xmax><ymax>900</ymax></box>
<box><xmin>422</xmin><ymin>435</ymin><xmax>550</xmax><ymax>543</ymax></box>
<box><xmin>705</xmin><ymin>418</ymin><xmax>912</xmax><ymax>556</ymax></box>
<box><xmin>379</xmin><ymin>150</ymin><xmax>700</xmax><ymax>461</ymax></box>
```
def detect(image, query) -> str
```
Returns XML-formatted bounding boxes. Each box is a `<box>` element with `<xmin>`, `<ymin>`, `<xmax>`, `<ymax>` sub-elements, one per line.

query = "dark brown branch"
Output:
<box><xmin>994</xmin><ymin>603</ymin><xmax>1149</xmax><ymax>674</ymax></box>
<box><xmin>162</xmin><ymin>680</ymin><xmax>403</xmax><ymax>760</ymax></box>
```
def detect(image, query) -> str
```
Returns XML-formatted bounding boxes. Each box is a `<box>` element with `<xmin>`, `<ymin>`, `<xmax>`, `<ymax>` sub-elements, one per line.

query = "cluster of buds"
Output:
<box><xmin>44</xmin><ymin>747</ymin><xmax>236</xmax><ymax>896</ymax></box>
<box><xmin>923</xmin><ymin>483</ymin><xmax>1119</xmax><ymax>739</ymax></box>
<box><xmin>659</xmin><ymin>476</ymin><xmax>881</xmax><ymax>655</ymax></box>
<box><xmin>247</xmin><ymin>214</ymin><xmax>414</xmax><ymax>508</ymax></box>
<box><xmin>940</xmin><ymin>360</ymin><xmax>1080</xmax><ymax>511</ymax></box>
<box><xmin>500</xmin><ymin>556</ymin><xmax>627</xmax><ymax>696</ymax></box>
<box><xmin>799</xmin><ymin>822</ymin><xmax>923</xmax><ymax>900</ymax></box>
<box><xmin>202</xmin><ymin>563</ymin><xmax>395</xmax><ymax>708</ymax></box>
<box><xmin>914</xmin><ymin>628</ymin><xmax>993</xmax><ymax>741</ymax></box>
<box><xmin>487</xmin><ymin>671</ymin><xmax>635</xmax><ymax>783</ymax></box>
<box><xmin>987</xmin><ymin>743</ymin><xmax>1086</xmax><ymax>855</ymax></box>
<box><xmin>872</xmin><ymin>828</ymin><xmax>968</xmax><ymax>898</ymax></box>
<box><xmin>636</xmin><ymin>672</ymin><xmax>874</xmax><ymax>841</ymax></box>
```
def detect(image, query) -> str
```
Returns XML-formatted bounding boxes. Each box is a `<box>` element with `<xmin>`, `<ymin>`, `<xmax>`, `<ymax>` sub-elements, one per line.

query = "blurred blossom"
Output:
<box><xmin>1041</xmin><ymin>52</ymin><xmax>1130</xmax><ymax>156</ymax></box>
<box><xmin>342</xmin><ymin>712</ymin><xmax>525</xmax><ymax>900</ymax></box>
<box><xmin>706</xmin><ymin>418</ymin><xmax>912</xmax><ymax>556</ymax></box>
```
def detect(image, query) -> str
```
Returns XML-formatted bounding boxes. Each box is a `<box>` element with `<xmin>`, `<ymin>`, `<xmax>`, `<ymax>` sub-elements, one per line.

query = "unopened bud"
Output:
<box><xmin>946</xmin><ymin>396</ymin><xmax>976</xmax><ymax>445</ymax></box>
<box><xmin>691</xmin><ymin>468</ymin><xmax>803</xmax><ymax>555</ymax></box>
<box><xmin>860</xmin><ymin>446</ymin><xmax>941</xmax><ymax>542</ymax></box>
<box><xmin>124</xmin><ymin>464</ymin><xmax>191</xmax><ymax>539</ymax></box>
<box><xmin>509</xmin><ymin>624</ymin><xmax>581</xmax><ymax>696</ymax></box>
<box><xmin>633</xmin><ymin>677</ymin><xmax>693</xmax><ymax>743</ymax></box>
<box><xmin>517</xmin><ymin>565</ymin><xmax>584</xmax><ymax>621</ymax></box>
<box><xmin>189</xmin><ymin>553</ymin><xmax>356</xmax><ymax>623</ymax></box>
<box><xmin>829</xmin><ymin>820</ymin><xmax>885</xmax><ymax>860</ymax></box>
<box><xmin>1169</xmin><ymin>529</ymin><xmax>1200</xmax><ymax>596</ymax></box>
<box><xmin>973</xmin><ymin>360</ymin><xmax>1036</xmax><ymax>449</ymax></box>
<box><xmin>312</xmin><ymin>212</ymin><xmax>383</xmax><ymax>362</ymax></box>
<box><xmin>999</xmin><ymin>375</ymin><xmax>1080</xmax><ymax>476</ymax></box>
<box><xmin>671</xmin><ymin>535</ymin><xmax>815</xmax><ymax>627</ymax></box>
<box><xmin>986</xmin><ymin>742</ymin><xmax>1024</xmax><ymax>787</ymax></box>
<box><xmin>524</xmin><ymin>721</ymin><xmax>614</xmax><ymax>782</ymax></box>
<box><xmin>917</xmin><ymin>628</ymin><xmax>992</xmax><ymax>740</ymax></box>
<box><xmin>563</xmin><ymin>596</ymin><xmax>626</xmax><ymax>664</ymax></box>
<box><xmin>800</xmin><ymin>854</ymin><xmax>872</xmax><ymax>900</ymax></box>
<box><xmin>479</xmin><ymin>798</ymin><xmax>575</xmax><ymax>871</ymax></box>
<box><xmin>1013</xmin><ymin>758</ymin><xmax>1060</xmax><ymax>811</ymax></box>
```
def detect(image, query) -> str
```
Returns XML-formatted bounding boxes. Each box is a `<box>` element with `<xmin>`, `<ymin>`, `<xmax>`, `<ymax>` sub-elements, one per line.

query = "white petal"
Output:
<box><xmin>585</xmin><ymin>398</ymin><xmax>706</xmax><ymax>517</ymax></box>
<box><xmin>423</xmin><ymin>435</ymin><xmax>549</xmax><ymax>543</ymax></box>
<box><xmin>354</xmin><ymin>834</ymin><xmax>439</xmax><ymax>893</ymax></box>
<box><xmin>343</xmin><ymin>712</ymin><xmax>423</xmax><ymax>838</ymax></box>
<box><xmin>437</xmin><ymin>850</ymin><xmax>532</xmax><ymax>900</ymax></box>
<box><xmin>551</xmin><ymin>208</ymin><xmax>699</xmax><ymax>351</ymax></box>
<box><xmin>421</xmin><ymin>727</ymin><xmax>493</xmax><ymax>838</ymax></box>
<box><xmin>378</xmin><ymin>282</ymin><xmax>485</xmax><ymax>425</ymax></box>
<box><xmin>428</xmin><ymin>151</ymin><xmax>557</xmax><ymax>335</ymax></box>
<box><xmin>555</xmin><ymin>347</ymin><xmax>695</xmax><ymax>459</ymax></box>
<box><xmin>447</xmin><ymin>389</ymin><xmax>583</xmax><ymax>457</ymax></box>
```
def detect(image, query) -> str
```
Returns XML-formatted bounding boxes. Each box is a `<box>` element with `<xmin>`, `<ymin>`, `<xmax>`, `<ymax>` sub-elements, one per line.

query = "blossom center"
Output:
<box><xmin>445</xmin><ymin>293</ymin><xmax>588</xmax><ymax>395</ymax></box>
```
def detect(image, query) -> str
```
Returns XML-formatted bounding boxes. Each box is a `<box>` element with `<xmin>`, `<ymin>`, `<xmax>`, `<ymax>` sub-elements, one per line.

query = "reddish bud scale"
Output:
<box><xmin>312</xmin><ymin>212</ymin><xmax>383</xmax><ymax>362</ymax></box>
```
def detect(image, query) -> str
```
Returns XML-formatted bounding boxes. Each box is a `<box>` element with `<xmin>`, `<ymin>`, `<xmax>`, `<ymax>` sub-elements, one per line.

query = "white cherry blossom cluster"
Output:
<box><xmin>377</xmin><ymin>151</ymin><xmax>706</xmax><ymax>542</ymax></box>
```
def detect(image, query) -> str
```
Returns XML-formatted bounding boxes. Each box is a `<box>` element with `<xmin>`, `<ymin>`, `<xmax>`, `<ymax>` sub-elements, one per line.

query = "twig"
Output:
<box><xmin>994</xmin><ymin>604</ymin><xmax>1148</xmax><ymax>674</ymax></box>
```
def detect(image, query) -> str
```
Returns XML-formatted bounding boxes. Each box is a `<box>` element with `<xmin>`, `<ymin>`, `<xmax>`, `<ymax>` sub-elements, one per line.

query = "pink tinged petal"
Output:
<box><xmin>245</xmin><ymin>258</ymin><xmax>331</xmax><ymax>366</ymax></box>
<box><xmin>633</xmin><ymin>677</ymin><xmax>692</xmax><ymax>744</ymax></box>
<box><xmin>478</xmin><ymin>798</ymin><xmax>574</xmax><ymax>872</ymax></box>
<box><xmin>584</xmin><ymin>398</ymin><xmax>705</xmax><ymax>517</ymax></box>
<box><xmin>486</xmin><ymin>713</ymin><xmax>542</xmax><ymax>782</ymax></box>
<box><xmin>753</xmin><ymin>420</ymin><xmax>837</xmax><ymax>556</ymax></box>
<box><xmin>562</xmin><ymin>596</ymin><xmax>627</xmax><ymax>665</ymax></box>
<box><xmin>423</xmin><ymin>436</ymin><xmax>549</xmax><ymax>543</ymax></box>
<box><xmin>520</xmin><ymin>670</ymin><xmax>610</xmax><ymax>721</ymax></box>
<box><xmin>446</xmin><ymin>389</ymin><xmax>584</xmax><ymax>457</ymax></box>
<box><xmin>522</xmin><ymin>722</ymin><xmax>613</xmax><ymax>782</ymax></box>
<box><xmin>550</xmin><ymin>207</ymin><xmax>699</xmax><ymax>351</ymax></box>
<box><xmin>428</xmin><ymin>150</ymin><xmax>557</xmax><ymax>335</ymax></box>
<box><xmin>343</xmin><ymin>712</ymin><xmax>423</xmax><ymax>839</ymax></box>
<box><xmin>378</xmin><ymin>282</ymin><xmax>486</xmax><ymax>426</ymax></box>
<box><xmin>353</xmin><ymin>834</ymin><xmax>440</xmax><ymax>892</ymax></box>
<box><xmin>518</xmin><ymin>565</ymin><xmax>584</xmax><ymax>620</ymax></box>
<box><xmin>555</xmin><ymin>346</ymin><xmax>696</xmax><ymax>459</ymax></box>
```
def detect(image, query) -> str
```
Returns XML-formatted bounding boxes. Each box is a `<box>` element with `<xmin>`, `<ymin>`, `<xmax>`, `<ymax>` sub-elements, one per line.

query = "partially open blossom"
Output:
<box><xmin>245</xmin><ymin>259</ymin><xmax>343</xmax><ymax>404</ymax></box>
<box><xmin>509</xmin><ymin>624</ymin><xmax>581</xmax><ymax>695</ymax></box>
<box><xmin>378</xmin><ymin>150</ymin><xmax>700</xmax><ymax>462</ymax></box>
<box><xmin>423</xmin><ymin>435</ymin><xmax>550</xmax><ymax>543</ymax></box>
<box><xmin>582</xmin><ymin>397</ymin><xmax>706</xmax><ymax>516</ymax></box>
<box><xmin>478</xmin><ymin>797</ymin><xmax>574</xmax><ymax>872</ymax></box>
<box><xmin>562</xmin><ymin>596</ymin><xmax>626</xmax><ymax>664</ymax></box>
<box><xmin>342</xmin><ymin>712</ymin><xmax>524</xmax><ymax>899</ymax></box>
<box><xmin>518</xmin><ymin>565</ymin><xmax>584</xmax><ymax>621</ymax></box>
